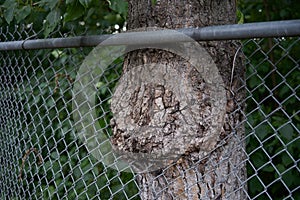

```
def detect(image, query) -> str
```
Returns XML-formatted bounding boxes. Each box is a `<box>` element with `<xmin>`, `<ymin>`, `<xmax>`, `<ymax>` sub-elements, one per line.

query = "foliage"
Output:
<box><xmin>0</xmin><ymin>0</ymin><xmax>128</xmax><ymax>36</ymax></box>
<box><xmin>0</xmin><ymin>0</ymin><xmax>134</xmax><ymax>199</ymax></box>
<box><xmin>243</xmin><ymin>37</ymin><xmax>300</xmax><ymax>199</ymax></box>
<box><xmin>238</xmin><ymin>0</ymin><xmax>300</xmax><ymax>22</ymax></box>
<box><xmin>14</xmin><ymin>47</ymin><xmax>139</xmax><ymax>199</ymax></box>
<box><xmin>238</xmin><ymin>0</ymin><xmax>300</xmax><ymax>199</ymax></box>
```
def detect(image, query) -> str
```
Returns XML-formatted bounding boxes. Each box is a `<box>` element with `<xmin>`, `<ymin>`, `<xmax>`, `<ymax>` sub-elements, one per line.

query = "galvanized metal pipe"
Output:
<box><xmin>0</xmin><ymin>20</ymin><xmax>299</xmax><ymax>51</ymax></box>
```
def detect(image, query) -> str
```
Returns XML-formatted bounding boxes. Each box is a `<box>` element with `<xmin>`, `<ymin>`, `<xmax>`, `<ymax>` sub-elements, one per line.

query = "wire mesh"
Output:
<box><xmin>0</xmin><ymin>24</ymin><xmax>299</xmax><ymax>200</ymax></box>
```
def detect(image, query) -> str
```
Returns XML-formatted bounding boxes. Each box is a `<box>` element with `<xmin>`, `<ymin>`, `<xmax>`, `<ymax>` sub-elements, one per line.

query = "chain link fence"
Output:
<box><xmin>0</xmin><ymin>22</ymin><xmax>299</xmax><ymax>199</ymax></box>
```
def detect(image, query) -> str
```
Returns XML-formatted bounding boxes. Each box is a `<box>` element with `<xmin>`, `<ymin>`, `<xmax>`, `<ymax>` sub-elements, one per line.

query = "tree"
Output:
<box><xmin>110</xmin><ymin>0</ymin><xmax>246</xmax><ymax>199</ymax></box>
<box><xmin>1</xmin><ymin>0</ymin><xmax>298</xmax><ymax>199</ymax></box>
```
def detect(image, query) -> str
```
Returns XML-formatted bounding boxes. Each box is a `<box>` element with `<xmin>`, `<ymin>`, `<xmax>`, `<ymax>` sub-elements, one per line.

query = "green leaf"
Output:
<box><xmin>108</xmin><ymin>0</ymin><xmax>128</xmax><ymax>18</ymax></box>
<box><xmin>282</xmin><ymin>153</ymin><xmax>293</xmax><ymax>166</ymax></box>
<box><xmin>249</xmin><ymin>177</ymin><xmax>263</xmax><ymax>193</ymax></box>
<box><xmin>75</xmin><ymin>180</ymin><xmax>85</xmax><ymax>193</ymax></box>
<box><xmin>40</xmin><ymin>0</ymin><xmax>58</xmax><ymax>9</ymax></box>
<box><xmin>51</xmin><ymin>151</ymin><xmax>59</xmax><ymax>159</ymax></box>
<box><xmin>3</xmin><ymin>1</ymin><xmax>17</xmax><ymax>24</ymax></box>
<box><xmin>95</xmin><ymin>81</ymin><xmax>105</xmax><ymax>89</ymax></box>
<box><xmin>79</xmin><ymin>0</ymin><xmax>92</xmax><ymax>8</ymax></box>
<box><xmin>251</xmin><ymin>152</ymin><xmax>267</xmax><ymax>168</ymax></box>
<box><xmin>262</xmin><ymin>165</ymin><xmax>274</xmax><ymax>172</ymax></box>
<box><xmin>3</xmin><ymin>0</ymin><xmax>14</xmax><ymax>7</ymax></box>
<box><xmin>52</xmin><ymin>161</ymin><xmax>60</xmax><ymax>173</ymax></box>
<box><xmin>255</xmin><ymin>124</ymin><xmax>270</xmax><ymax>140</ymax></box>
<box><xmin>43</xmin><ymin>185</ymin><xmax>55</xmax><ymax>198</ymax></box>
<box><xmin>279</xmin><ymin>85</ymin><xmax>290</xmax><ymax>97</ymax></box>
<box><xmin>151</xmin><ymin>0</ymin><xmax>157</xmax><ymax>6</ymax></box>
<box><xmin>111</xmin><ymin>180</ymin><xmax>122</xmax><ymax>193</ymax></box>
<box><xmin>237</xmin><ymin>9</ymin><xmax>244</xmax><ymax>24</ymax></box>
<box><xmin>276</xmin><ymin>163</ymin><xmax>285</xmax><ymax>173</ymax></box>
<box><xmin>44</xmin><ymin>160</ymin><xmax>52</xmax><ymax>170</ymax></box>
<box><xmin>85</xmin><ymin>7</ymin><xmax>96</xmax><ymax>20</ymax></box>
<box><xmin>64</xmin><ymin>3</ymin><xmax>85</xmax><ymax>22</ymax></box>
<box><xmin>51</xmin><ymin>49</ymin><xmax>64</xmax><ymax>58</ymax></box>
<box><xmin>15</xmin><ymin>6</ymin><xmax>31</xmax><ymax>23</ymax></box>
<box><xmin>248</xmin><ymin>76</ymin><xmax>260</xmax><ymax>88</ymax></box>
<box><xmin>279</xmin><ymin>124</ymin><xmax>294</xmax><ymax>141</ymax></box>
<box><xmin>96</xmin><ymin>175</ymin><xmax>109</xmax><ymax>189</ymax></box>
<box><xmin>66</xmin><ymin>0</ymin><xmax>75</xmax><ymax>4</ymax></box>
<box><xmin>44</xmin><ymin>9</ymin><xmax>61</xmax><ymax>37</ymax></box>
<box><xmin>294</xmin><ymin>111</ymin><xmax>300</xmax><ymax>121</ymax></box>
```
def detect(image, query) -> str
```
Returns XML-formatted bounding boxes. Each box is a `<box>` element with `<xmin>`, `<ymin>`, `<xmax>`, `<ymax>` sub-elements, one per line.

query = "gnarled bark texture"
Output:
<box><xmin>110</xmin><ymin>0</ymin><xmax>246</xmax><ymax>199</ymax></box>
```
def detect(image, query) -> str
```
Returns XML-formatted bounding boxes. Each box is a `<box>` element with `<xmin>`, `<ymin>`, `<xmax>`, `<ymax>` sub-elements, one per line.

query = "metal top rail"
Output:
<box><xmin>0</xmin><ymin>19</ymin><xmax>299</xmax><ymax>51</ymax></box>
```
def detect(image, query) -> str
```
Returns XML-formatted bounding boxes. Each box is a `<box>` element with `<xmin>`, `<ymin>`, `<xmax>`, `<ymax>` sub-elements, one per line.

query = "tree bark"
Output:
<box><xmin>111</xmin><ymin>0</ymin><xmax>246</xmax><ymax>199</ymax></box>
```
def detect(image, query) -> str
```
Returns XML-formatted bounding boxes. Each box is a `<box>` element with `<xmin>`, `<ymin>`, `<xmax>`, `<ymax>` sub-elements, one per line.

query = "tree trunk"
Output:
<box><xmin>111</xmin><ymin>0</ymin><xmax>246</xmax><ymax>199</ymax></box>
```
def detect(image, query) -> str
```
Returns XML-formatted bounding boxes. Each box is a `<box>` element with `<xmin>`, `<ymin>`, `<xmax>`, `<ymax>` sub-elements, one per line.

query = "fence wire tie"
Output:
<box><xmin>21</xmin><ymin>34</ymin><xmax>37</xmax><ymax>50</ymax></box>
<box><xmin>229</xmin><ymin>45</ymin><xmax>242</xmax><ymax>96</ymax></box>
<box><xmin>18</xmin><ymin>148</ymin><xmax>43</xmax><ymax>182</ymax></box>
